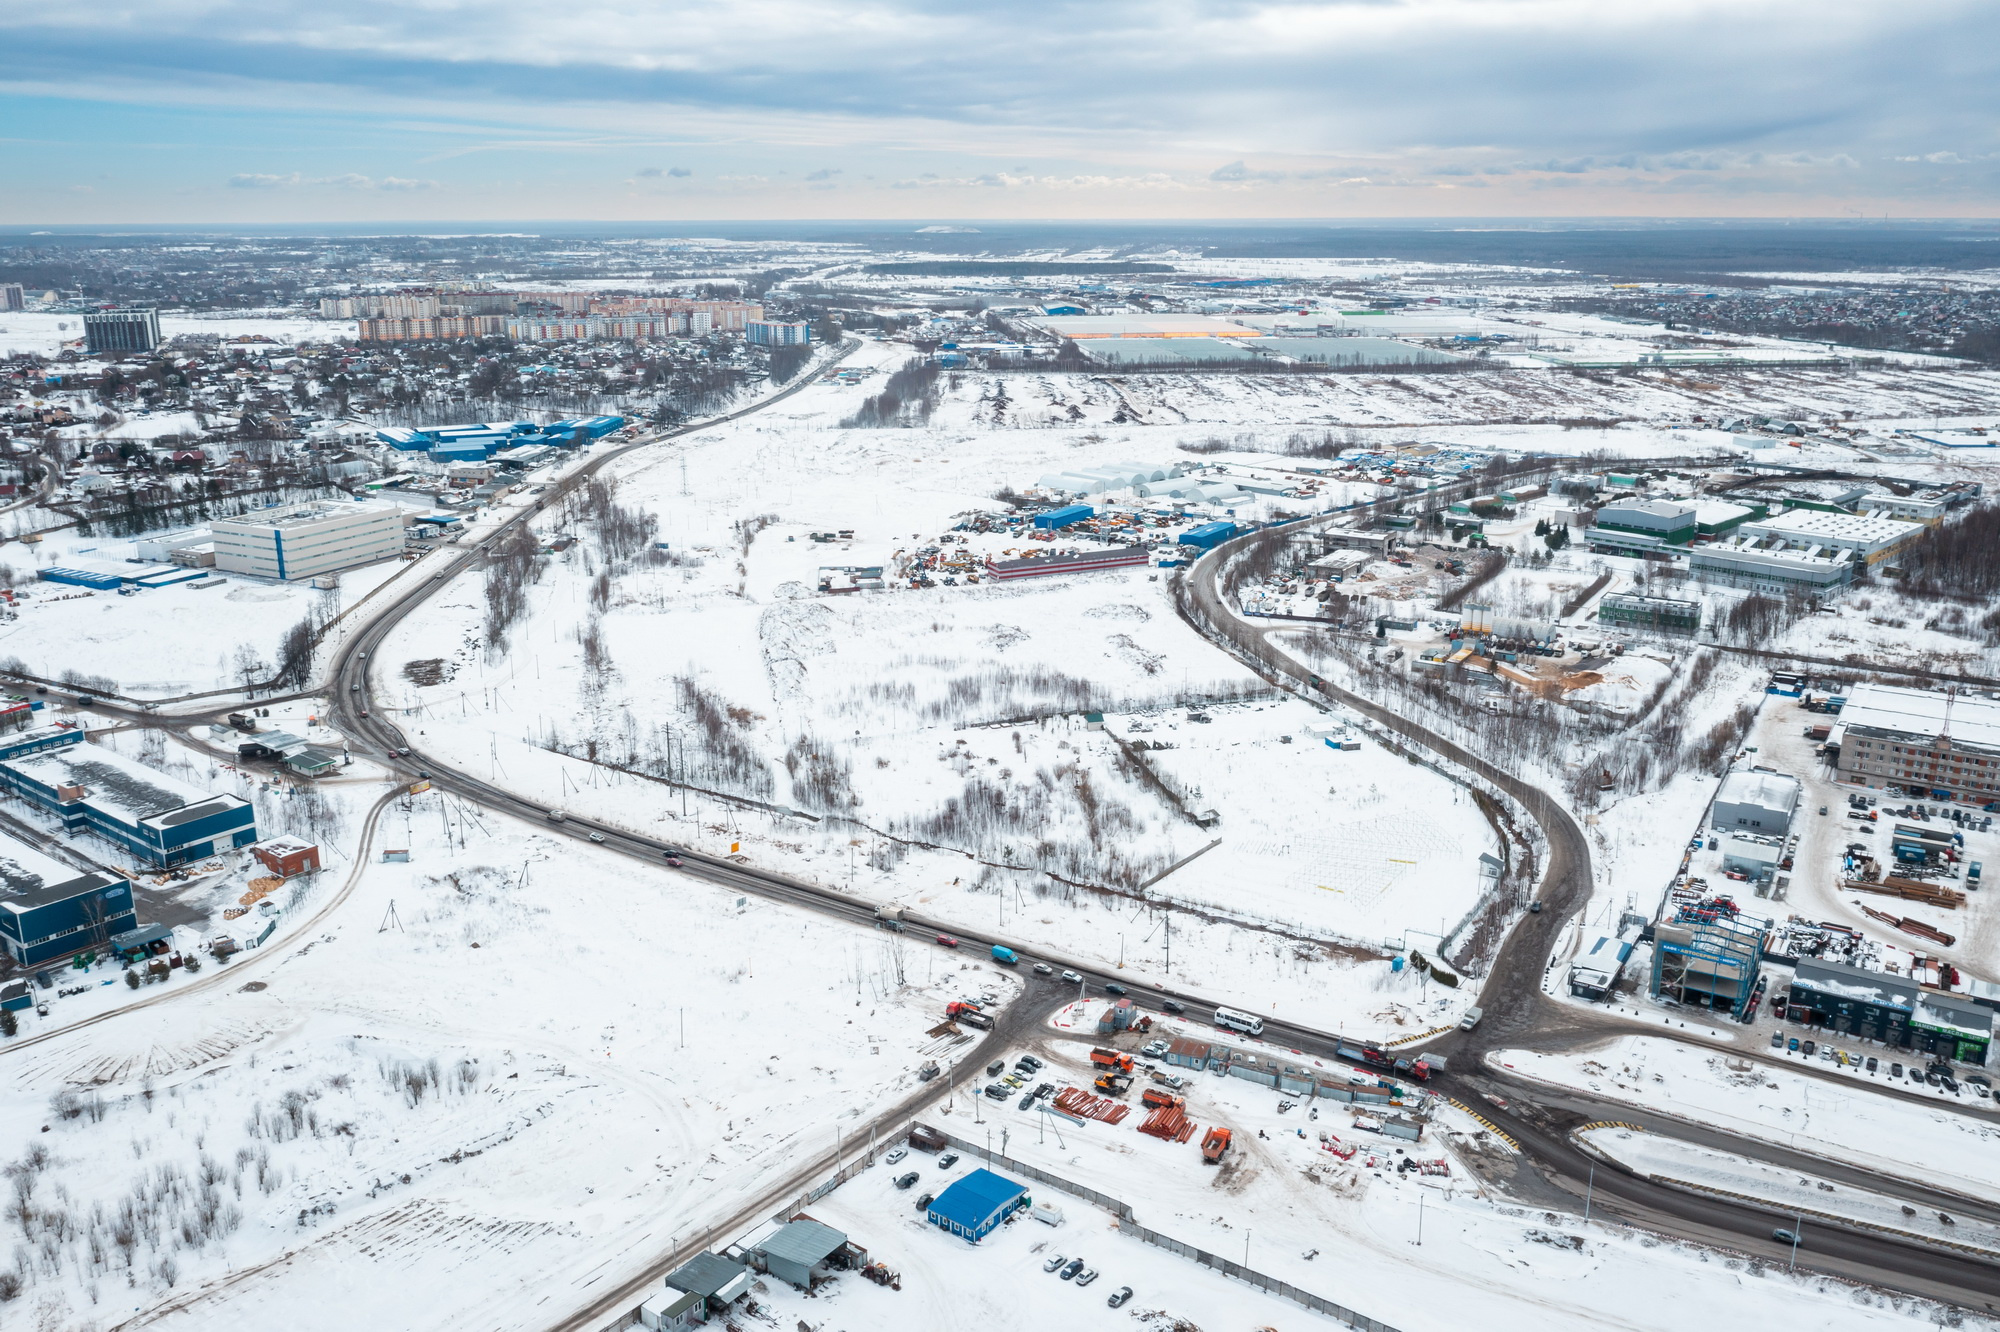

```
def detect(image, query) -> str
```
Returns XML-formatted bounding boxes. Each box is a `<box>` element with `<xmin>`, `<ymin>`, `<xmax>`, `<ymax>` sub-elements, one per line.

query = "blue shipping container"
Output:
<box><xmin>1033</xmin><ymin>504</ymin><xmax>1094</xmax><ymax>531</ymax></box>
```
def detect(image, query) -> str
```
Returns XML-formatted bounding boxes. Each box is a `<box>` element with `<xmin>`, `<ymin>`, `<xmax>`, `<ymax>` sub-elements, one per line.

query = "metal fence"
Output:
<box><xmin>936</xmin><ymin>1130</ymin><xmax>1400</xmax><ymax>1332</ymax></box>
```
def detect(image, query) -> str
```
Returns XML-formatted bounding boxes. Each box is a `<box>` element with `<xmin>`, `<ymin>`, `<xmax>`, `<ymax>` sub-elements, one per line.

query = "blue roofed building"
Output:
<box><xmin>0</xmin><ymin>831</ymin><xmax>136</xmax><ymax>966</ymax></box>
<box><xmin>0</xmin><ymin>745</ymin><xmax>256</xmax><ymax>868</ymax></box>
<box><xmin>927</xmin><ymin>1167</ymin><xmax>1030</xmax><ymax>1243</ymax></box>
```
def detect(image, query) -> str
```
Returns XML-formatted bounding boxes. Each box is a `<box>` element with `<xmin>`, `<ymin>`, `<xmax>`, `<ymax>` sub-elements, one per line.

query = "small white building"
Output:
<box><xmin>1711</xmin><ymin>769</ymin><xmax>1801</xmax><ymax>836</ymax></box>
<box><xmin>211</xmin><ymin>500</ymin><xmax>405</xmax><ymax>581</ymax></box>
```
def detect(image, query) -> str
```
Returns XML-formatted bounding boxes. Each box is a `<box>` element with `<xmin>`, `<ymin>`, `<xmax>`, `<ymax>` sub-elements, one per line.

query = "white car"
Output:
<box><xmin>1060</xmin><ymin>970</ymin><xmax>1084</xmax><ymax>984</ymax></box>
<box><xmin>1142</xmin><ymin>1040</ymin><xmax>1170</xmax><ymax>1058</ymax></box>
<box><xmin>885</xmin><ymin>1148</ymin><xmax>907</xmax><ymax>1164</ymax></box>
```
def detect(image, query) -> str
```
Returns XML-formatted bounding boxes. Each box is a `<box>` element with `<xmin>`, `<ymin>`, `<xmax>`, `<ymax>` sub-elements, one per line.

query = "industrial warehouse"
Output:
<box><xmin>0</xmin><ymin>744</ymin><xmax>256</xmax><ymax>868</ymax></box>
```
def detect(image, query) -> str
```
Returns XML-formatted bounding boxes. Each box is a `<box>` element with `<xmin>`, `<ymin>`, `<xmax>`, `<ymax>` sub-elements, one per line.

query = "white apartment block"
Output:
<box><xmin>211</xmin><ymin>501</ymin><xmax>405</xmax><ymax>581</ymax></box>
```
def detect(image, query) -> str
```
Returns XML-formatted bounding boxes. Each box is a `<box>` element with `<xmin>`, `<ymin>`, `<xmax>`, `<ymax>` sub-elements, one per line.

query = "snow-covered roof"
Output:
<box><xmin>1791</xmin><ymin>958</ymin><xmax>1917</xmax><ymax>1011</ymax></box>
<box><xmin>1715</xmin><ymin>769</ymin><xmax>1801</xmax><ymax>816</ymax></box>
<box><xmin>0</xmin><ymin>745</ymin><xmax>212</xmax><ymax>829</ymax></box>
<box><xmin>1839</xmin><ymin>682</ymin><xmax>2000</xmax><ymax>752</ymax></box>
<box><xmin>0</xmin><ymin>830</ymin><xmax>121</xmax><ymax>913</ymax></box>
<box><xmin>1915</xmin><ymin>993</ymin><xmax>1993</xmax><ymax>1039</ymax></box>
<box><xmin>755</xmin><ymin>1218</ymin><xmax>847</xmax><ymax>1266</ymax></box>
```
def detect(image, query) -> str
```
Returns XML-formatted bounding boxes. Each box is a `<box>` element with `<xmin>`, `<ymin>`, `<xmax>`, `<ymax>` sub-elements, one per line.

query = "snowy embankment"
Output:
<box><xmin>1491</xmin><ymin>1038</ymin><xmax>2000</xmax><ymax>1202</ymax></box>
<box><xmin>1579</xmin><ymin>1127</ymin><xmax>2000</xmax><ymax>1256</ymax></box>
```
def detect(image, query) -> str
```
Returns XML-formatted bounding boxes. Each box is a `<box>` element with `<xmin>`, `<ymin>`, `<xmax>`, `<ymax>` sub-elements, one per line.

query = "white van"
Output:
<box><xmin>1459</xmin><ymin>1007</ymin><xmax>1484</xmax><ymax>1031</ymax></box>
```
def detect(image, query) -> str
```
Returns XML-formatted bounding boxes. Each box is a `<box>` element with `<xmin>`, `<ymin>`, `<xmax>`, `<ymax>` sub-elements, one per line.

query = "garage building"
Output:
<box><xmin>927</xmin><ymin>1167</ymin><xmax>1030</xmax><ymax>1243</ymax></box>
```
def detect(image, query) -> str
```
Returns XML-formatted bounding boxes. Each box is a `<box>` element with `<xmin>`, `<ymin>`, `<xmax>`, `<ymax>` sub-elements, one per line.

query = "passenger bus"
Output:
<box><xmin>1213</xmin><ymin>1007</ymin><xmax>1264</xmax><ymax>1037</ymax></box>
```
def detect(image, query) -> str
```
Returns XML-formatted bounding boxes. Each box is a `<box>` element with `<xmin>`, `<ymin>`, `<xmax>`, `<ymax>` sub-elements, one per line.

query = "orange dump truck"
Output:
<box><xmin>1088</xmin><ymin>1048</ymin><xmax>1135</xmax><ymax>1072</ymax></box>
<box><xmin>1201</xmin><ymin>1127</ymin><xmax>1232</xmax><ymax>1164</ymax></box>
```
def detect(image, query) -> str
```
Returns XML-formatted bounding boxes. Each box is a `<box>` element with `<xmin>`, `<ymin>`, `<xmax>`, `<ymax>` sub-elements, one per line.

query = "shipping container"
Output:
<box><xmin>1033</xmin><ymin>503</ymin><xmax>1095</xmax><ymax>531</ymax></box>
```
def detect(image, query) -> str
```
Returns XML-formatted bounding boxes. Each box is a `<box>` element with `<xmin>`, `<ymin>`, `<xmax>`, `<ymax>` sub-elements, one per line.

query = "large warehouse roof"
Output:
<box><xmin>1839</xmin><ymin>683</ymin><xmax>2000</xmax><ymax>750</ymax></box>
<box><xmin>1033</xmin><ymin>314</ymin><xmax>1261</xmax><ymax>339</ymax></box>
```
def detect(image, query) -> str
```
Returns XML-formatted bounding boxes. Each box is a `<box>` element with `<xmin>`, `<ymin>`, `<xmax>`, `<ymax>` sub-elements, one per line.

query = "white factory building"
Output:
<box><xmin>1737</xmin><ymin>508</ymin><xmax>1921</xmax><ymax>565</ymax></box>
<box><xmin>211</xmin><ymin>500</ymin><xmax>405</xmax><ymax>581</ymax></box>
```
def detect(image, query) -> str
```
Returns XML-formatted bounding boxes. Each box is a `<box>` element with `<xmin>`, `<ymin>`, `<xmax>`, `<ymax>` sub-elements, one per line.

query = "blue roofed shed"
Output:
<box><xmin>927</xmin><ymin>1167</ymin><xmax>1029</xmax><ymax>1242</ymax></box>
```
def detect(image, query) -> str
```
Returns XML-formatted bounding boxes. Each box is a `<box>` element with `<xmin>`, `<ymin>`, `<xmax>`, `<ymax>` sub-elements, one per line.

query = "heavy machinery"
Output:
<box><xmin>946</xmin><ymin>1000</ymin><xmax>994</xmax><ymax>1030</ymax></box>
<box><xmin>1088</xmin><ymin>1048</ymin><xmax>1134</xmax><ymax>1072</ymax></box>
<box><xmin>1201</xmin><ymin>1127</ymin><xmax>1233</xmax><ymax>1164</ymax></box>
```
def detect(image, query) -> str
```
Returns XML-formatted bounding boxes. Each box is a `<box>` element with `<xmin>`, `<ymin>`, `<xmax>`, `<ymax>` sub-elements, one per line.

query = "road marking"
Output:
<box><xmin>1441</xmin><ymin>1096</ymin><xmax>1519</xmax><ymax>1150</ymax></box>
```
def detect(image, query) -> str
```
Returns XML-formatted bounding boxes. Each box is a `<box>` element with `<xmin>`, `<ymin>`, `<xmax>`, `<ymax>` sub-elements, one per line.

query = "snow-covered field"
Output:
<box><xmin>364</xmin><ymin>345</ymin><xmax>1508</xmax><ymax>1033</ymax></box>
<box><xmin>0</xmin><ymin>530</ymin><xmax>419</xmax><ymax>698</ymax></box>
<box><xmin>0</xmin><ymin>802</ymin><xmax>1002</xmax><ymax>1329</ymax></box>
<box><xmin>1492</xmin><ymin>1037</ymin><xmax>2000</xmax><ymax>1201</ymax></box>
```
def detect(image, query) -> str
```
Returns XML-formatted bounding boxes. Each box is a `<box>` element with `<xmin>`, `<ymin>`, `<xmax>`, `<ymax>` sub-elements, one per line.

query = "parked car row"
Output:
<box><xmin>1777</xmin><ymin>1036</ymin><xmax>1989</xmax><ymax>1096</ymax></box>
<box><xmin>1040</xmin><ymin>1252</ymin><xmax>1110</xmax><ymax>1293</ymax></box>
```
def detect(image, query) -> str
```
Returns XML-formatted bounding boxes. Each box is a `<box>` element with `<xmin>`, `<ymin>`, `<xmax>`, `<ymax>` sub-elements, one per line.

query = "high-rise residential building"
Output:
<box><xmin>211</xmin><ymin>500</ymin><xmax>405</xmax><ymax>580</ymax></box>
<box><xmin>0</xmin><ymin>284</ymin><xmax>24</xmax><ymax>312</ymax></box>
<box><xmin>747</xmin><ymin>319</ymin><xmax>812</xmax><ymax>346</ymax></box>
<box><xmin>83</xmin><ymin>309</ymin><xmax>162</xmax><ymax>355</ymax></box>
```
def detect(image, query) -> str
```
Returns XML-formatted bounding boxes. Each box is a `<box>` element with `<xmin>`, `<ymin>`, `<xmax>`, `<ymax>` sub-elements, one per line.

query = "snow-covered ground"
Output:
<box><xmin>0</xmin><ymin>803</ymin><xmax>1007</xmax><ymax>1329</ymax></box>
<box><xmin>741</xmin><ymin>1032</ymin><xmax>1986</xmax><ymax>1332</ymax></box>
<box><xmin>0</xmin><ymin>531</ymin><xmax>416</xmax><ymax>697</ymax></box>
<box><xmin>1580</xmin><ymin>1126</ymin><xmax>2000</xmax><ymax>1255</ymax></box>
<box><xmin>1492</xmin><ymin>1037</ymin><xmax>2000</xmax><ymax>1201</ymax></box>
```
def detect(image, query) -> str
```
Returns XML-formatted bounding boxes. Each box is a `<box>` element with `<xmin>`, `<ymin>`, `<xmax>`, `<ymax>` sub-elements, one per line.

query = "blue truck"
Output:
<box><xmin>990</xmin><ymin>945</ymin><xmax>1019</xmax><ymax>965</ymax></box>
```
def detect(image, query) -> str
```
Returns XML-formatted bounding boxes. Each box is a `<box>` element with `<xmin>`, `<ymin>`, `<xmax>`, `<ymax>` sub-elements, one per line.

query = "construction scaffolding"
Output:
<box><xmin>1650</xmin><ymin>908</ymin><xmax>1771</xmax><ymax>1018</ymax></box>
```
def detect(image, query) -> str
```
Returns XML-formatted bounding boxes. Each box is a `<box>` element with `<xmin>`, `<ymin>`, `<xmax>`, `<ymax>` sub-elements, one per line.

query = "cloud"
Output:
<box><xmin>7</xmin><ymin>0</ymin><xmax>2000</xmax><ymax>215</ymax></box>
<box><xmin>1209</xmin><ymin>160</ymin><xmax>1284</xmax><ymax>183</ymax></box>
<box><xmin>804</xmin><ymin>167</ymin><xmax>840</xmax><ymax>181</ymax></box>
<box><xmin>227</xmin><ymin>171</ymin><xmax>435</xmax><ymax>190</ymax></box>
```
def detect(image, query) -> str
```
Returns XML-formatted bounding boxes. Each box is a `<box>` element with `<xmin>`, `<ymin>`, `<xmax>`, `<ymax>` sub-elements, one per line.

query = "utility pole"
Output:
<box><xmin>1415</xmin><ymin>1193</ymin><xmax>1424</xmax><ymax>1246</ymax></box>
<box><xmin>1789</xmin><ymin>1214</ymin><xmax>1802</xmax><ymax>1272</ymax></box>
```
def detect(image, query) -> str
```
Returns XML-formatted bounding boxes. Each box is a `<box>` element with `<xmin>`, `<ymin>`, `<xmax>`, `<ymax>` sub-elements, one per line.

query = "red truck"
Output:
<box><xmin>946</xmin><ymin>1001</ymin><xmax>994</xmax><ymax>1030</ymax></box>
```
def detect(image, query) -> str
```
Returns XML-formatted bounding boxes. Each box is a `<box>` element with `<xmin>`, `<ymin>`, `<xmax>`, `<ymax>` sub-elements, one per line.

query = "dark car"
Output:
<box><xmin>984</xmin><ymin>1083</ymin><xmax>1009</xmax><ymax>1100</ymax></box>
<box><xmin>987</xmin><ymin>1060</ymin><xmax>1005</xmax><ymax>1077</ymax></box>
<box><xmin>1017</xmin><ymin>1054</ymin><xmax>1044</xmax><ymax>1071</ymax></box>
<box><xmin>1865</xmin><ymin>1056</ymin><xmax>1878</xmax><ymax>1073</ymax></box>
<box><xmin>1909</xmin><ymin>1068</ymin><xmax>1925</xmax><ymax>1083</ymax></box>
<box><xmin>1891</xmin><ymin>1063</ymin><xmax>1904</xmax><ymax>1079</ymax></box>
<box><xmin>1060</xmin><ymin>1258</ymin><xmax>1084</xmax><ymax>1280</ymax></box>
<box><xmin>894</xmin><ymin>1172</ymin><xmax>920</xmax><ymax>1190</ymax></box>
<box><xmin>33</xmin><ymin>970</ymin><xmax>54</xmax><ymax>990</ymax></box>
<box><xmin>1103</xmin><ymin>982</ymin><xmax>1128</xmax><ymax>997</ymax></box>
<box><xmin>1018</xmin><ymin>1093</ymin><xmax>1036</xmax><ymax>1111</ymax></box>
<box><xmin>939</xmin><ymin>1153</ymin><xmax>959</xmax><ymax>1169</ymax></box>
<box><xmin>1162</xmin><ymin>1000</ymin><xmax>1186</xmax><ymax>1015</ymax></box>
<box><xmin>1108</xmin><ymin>1286</ymin><xmax>1134</xmax><ymax>1309</ymax></box>
<box><xmin>1800</xmin><ymin>1040</ymin><xmax>1816</xmax><ymax>1056</ymax></box>
<box><xmin>914</xmin><ymin>1192</ymin><xmax>934</xmax><ymax>1212</ymax></box>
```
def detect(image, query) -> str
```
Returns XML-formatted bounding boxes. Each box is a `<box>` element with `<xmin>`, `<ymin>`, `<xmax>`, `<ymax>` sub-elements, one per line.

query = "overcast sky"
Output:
<box><xmin>2</xmin><ymin>0</ymin><xmax>1995</xmax><ymax>223</ymax></box>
